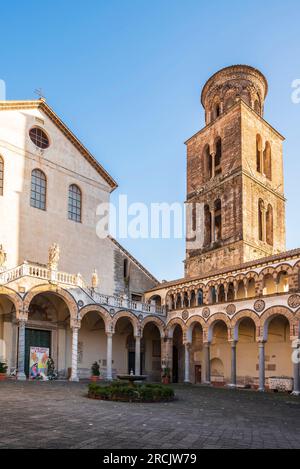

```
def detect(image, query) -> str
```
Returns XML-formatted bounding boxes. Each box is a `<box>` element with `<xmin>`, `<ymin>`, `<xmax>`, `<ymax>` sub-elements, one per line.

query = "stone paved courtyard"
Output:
<box><xmin>0</xmin><ymin>381</ymin><xmax>300</xmax><ymax>449</ymax></box>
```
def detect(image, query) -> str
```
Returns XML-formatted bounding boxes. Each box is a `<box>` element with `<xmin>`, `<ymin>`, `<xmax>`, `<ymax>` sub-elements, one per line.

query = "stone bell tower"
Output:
<box><xmin>185</xmin><ymin>65</ymin><xmax>286</xmax><ymax>278</ymax></box>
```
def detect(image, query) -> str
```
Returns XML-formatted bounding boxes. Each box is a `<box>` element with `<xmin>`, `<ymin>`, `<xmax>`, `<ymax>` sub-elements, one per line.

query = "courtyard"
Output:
<box><xmin>0</xmin><ymin>381</ymin><xmax>300</xmax><ymax>449</ymax></box>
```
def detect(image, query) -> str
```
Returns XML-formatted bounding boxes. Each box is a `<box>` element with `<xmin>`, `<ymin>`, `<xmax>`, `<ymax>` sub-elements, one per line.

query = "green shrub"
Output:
<box><xmin>88</xmin><ymin>382</ymin><xmax>174</xmax><ymax>402</ymax></box>
<box><xmin>91</xmin><ymin>361</ymin><xmax>100</xmax><ymax>377</ymax></box>
<box><xmin>0</xmin><ymin>362</ymin><xmax>8</xmax><ymax>374</ymax></box>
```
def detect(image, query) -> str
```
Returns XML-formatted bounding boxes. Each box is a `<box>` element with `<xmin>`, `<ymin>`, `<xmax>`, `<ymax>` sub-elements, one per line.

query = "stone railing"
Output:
<box><xmin>0</xmin><ymin>262</ymin><xmax>86</xmax><ymax>288</ymax></box>
<box><xmin>90</xmin><ymin>290</ymin><xmax>165</xmax><ymax>316</ymax></box>
<box><xmin>0</xmin><ymin>262</ymin><xmax>164</xmax><ymax>316</ymax></box>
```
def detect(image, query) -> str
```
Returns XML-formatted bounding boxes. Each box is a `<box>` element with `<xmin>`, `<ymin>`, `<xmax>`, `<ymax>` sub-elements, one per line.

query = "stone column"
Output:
<box><xmin>228</xmin><ymin>341</ymin><xmax>237</xmax><ymax>388</ymax></box>
<box><xmin>204</xmin><ymin>342</ymin><xmax>211</xmax><ymax>384</ymax></box>
<box><xmin>258</xmin><ymin>341</ymin><xmax>265</xmax><ymax>392</ymax></box>
<box><xmin>261</xmin><ymin>206</ymin><xmax>266</xmax><ymax>242</ymax></box>
<box><xmin>17</xmin><ymin>319</ymin><xmax>27</xmax><ymax>381</ymax></box>
<box><xmin>135</xmin><ymin>335</ymin><xmax>141</xmax><ymax>375</ymax></box>
<box><xmin>70</xmin><ymin>325</ymin><xmax>80</xmax><ymax>382</ymax></box>
<box><xmin>184</xmin><ymin>342</ymin><xmax>191</xmax><ymax>384</ymax></box>
<box><xmin>165</xmin><ymin>337</ymin><xmax>173</xmax><ymax>382</ymax></box>
<box><xmin>211</xmin><ymin>152</ymin><xmax>216</xmax><ymax>179</ymax></box>
<box><xmin>106</xmin><ymin>332</ymin><xmax>113</xmax><ymax>381</ymax></box>
<box><xmin>292</xmin><ymin>340</ymin><xmax>300</xmax><ymax>396</ymax></box>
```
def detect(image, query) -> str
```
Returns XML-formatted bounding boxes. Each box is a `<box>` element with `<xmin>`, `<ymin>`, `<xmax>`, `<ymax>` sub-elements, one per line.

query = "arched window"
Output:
<box><xmin>204</xmin><ymin>145</ymin><xmax>212</xmax><ymax>180</ymax></box>
<box><xmin>218</xmin><ymin>284</ymin><xmax>226</xmax><ymax>303</ymax></box>
<box><xmin>254</xmin><ymin>99</ymin><xmax>261</xmax><ymax>115</ymax></box>
<box><xmin>192</xmin><ymin>203</ymin><xmax>197</xmax><ymax>233</ymax></box>
<box><xmin>266</xmin><ymin>204</ymin><xmax>273</xmax><ymax>246</ymax></box>
<box><xmin>204</xmin><ymin>204</ymin><xmax>212</xmax><ymax>246</ymax></box>
<box><xmin>256</xmin><ymin>134</ymin><xmax>262</xmax><ymax>173</ymax></box>
<box><xmin>214</xmin><ymin>199</ymin><xmax>222</xmax><ymax>241</ymax></box>
<box><xmin>0</xmin><ymin>156</ymin><xmax>4</xmax><ymax>196</ymax></box>
<box><xmin>197</xmin><ymin>289</ymin><xmax>203</xmax><ymax>306</ymax></box>
<box><xmin>263</xmin><ymin>141</ymin><xmax>272</xmax><ymax>180</ymax></box>
<box><xmin>30</xmin><ymin>169</ymin><xmax>46</xmax><ymax>210</ymax></box>
<box><xmin>68</xmin><ymin>184</ymin><xmax>82</xmax><ymax>222</ymax></box>
<box><xmin>215</xmin><ymin>138</ymin><xmax>222</xmax><ymax>176</ymax></box>
<box><xmin>213</xmin><ymin>103</ymin><xmax>221</xmax><ymax>120</ymax></box>
<box><xmin>258</xmin><ymin>199</ymin><xmax>264</xmax><ymax>241</ymax></box>
<box><xmin>209</xmin><ymin>286</ymin><xmax>217</xmax><ymax>304</ymax></box>
<box><xmin>241</xmin><ymin>89</ymin><xmax>250</xmax><ymax>106</ymax></box>
<box><xmin>227</xmin><ymin>282</ymin><xmax>235</xmax><ymax>302</ymax></box>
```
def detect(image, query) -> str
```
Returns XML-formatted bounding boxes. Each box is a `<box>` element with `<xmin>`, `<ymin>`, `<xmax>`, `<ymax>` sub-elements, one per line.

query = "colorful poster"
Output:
<box><xmin>29</xmin><ymin>347</ymin><xmax>49</xmax><ymax>380</ymax></box>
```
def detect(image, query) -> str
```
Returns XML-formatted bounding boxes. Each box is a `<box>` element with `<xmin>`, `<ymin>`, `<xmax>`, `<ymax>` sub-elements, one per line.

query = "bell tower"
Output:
<box><xmin>185</xmin><ymin>65</ymin><xmax>286</xmax><ymax>278</ymax></box>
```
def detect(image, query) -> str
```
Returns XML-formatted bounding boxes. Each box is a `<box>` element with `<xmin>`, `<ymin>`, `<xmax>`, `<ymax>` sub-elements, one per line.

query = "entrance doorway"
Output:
<box><xmin>195</xmin><ymin>365</ymin><xmax>202</xmax><ymax>384</ymax></box>
<box><xmin>24</xmin><ymin>329</ymin><xmax>51</xmax><ymax>378</ymax></box>
<box><xmin>172</xmin><ymin>346</ymin><xmax>179</xmax><ymax>383</ymax></box>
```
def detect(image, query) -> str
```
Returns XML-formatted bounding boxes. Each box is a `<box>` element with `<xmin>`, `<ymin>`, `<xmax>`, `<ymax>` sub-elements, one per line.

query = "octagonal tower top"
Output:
<box><xmin>201</xmin><ymin>65</ymin><xmax>268</xmax><ymax>125</ymax></box>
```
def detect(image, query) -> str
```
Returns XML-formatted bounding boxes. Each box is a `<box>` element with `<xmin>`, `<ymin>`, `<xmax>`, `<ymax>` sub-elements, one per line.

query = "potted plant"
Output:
<box><xmin>47</xmin><ymin>357</ymin><xmax>57</xmax><ymax>380</ymax></box>
<box><xmin>0</xmin><ymin>361</ymin><xmax>8</xmax><ymax>381</ymax></box>
<box><xmin>91</xmin><ymin>361</ymin><xmax>100</xmax><ymax>382</ymax></box>
<box><xmin>161</xmin><ymin>367</ymin><xmax>171</xmax><ymax>385</ymax></box>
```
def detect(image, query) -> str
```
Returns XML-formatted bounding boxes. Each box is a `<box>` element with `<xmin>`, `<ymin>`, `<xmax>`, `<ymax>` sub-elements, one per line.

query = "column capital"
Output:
<box><xmin>70</xmin><ymin>319</ymin><xmax>81</xmax><ymax>330</ymax></box>
<box><xmin>165</xmin><ymin>336</ymin><xmax>173</xmax><ymax>343</ymax></box>
<box><xmin>106</xmin><ymin>331</ymin><xmax>114</xmax><ymax>338</ymax></box>
<box><xmin>16</xmin><ymin>308</ymin><xmax>28</xmax><ymax>323</ymax></box>
<box><xmin>228</xmin><ymin>339</ymin><xmax>237</xmax><ymax>347</ymax></box>
<box><xmin>257</xmin><ymin>338</ymin><xmax>266</xmax><ymax>345</ymax></box>
<box><xmin>183</xmin><ymin>340</ymin><xmax>191</xmax><ymax>347</ymax></box>
<box><xmin>291</xmin><ymin>337</ymin><xmax>300</xmax><ymax>348</ymax></box>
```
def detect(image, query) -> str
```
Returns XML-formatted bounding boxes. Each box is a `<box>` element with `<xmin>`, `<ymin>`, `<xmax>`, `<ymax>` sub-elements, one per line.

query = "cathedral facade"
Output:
<box><xmin>0</xmin><ymin>65</ymin><xmax>300</xmax><ymax>394</ymax></box>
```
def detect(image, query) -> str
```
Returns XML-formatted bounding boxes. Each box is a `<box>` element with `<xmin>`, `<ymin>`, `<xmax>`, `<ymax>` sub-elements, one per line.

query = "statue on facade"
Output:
<box><xmin>91</xmin><ymin>269</ymin><xmax>99</xmax><ymax>289</ymax></box>
<box><xmin>48</xmin><ymin>243</ymin><xmax>60</xmax><ymax>270</ymax></box>
<box><xmin>0</xmin><ymin>245</ymin><xmax>7</xmax><ymax>268</ymax></box>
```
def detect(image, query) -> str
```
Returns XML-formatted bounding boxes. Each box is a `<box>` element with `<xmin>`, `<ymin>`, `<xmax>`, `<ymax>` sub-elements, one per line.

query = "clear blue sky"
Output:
<box><xmin>1</xmin><ymin>0</ymin><xmax>300</xmax><ymax>281</ymax></box>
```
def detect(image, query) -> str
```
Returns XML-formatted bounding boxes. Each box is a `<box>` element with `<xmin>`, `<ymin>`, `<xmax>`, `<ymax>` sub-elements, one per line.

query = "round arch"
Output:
<box><xmin>141</xmin><ymin>316</ymin><xmax>165</xmax><ymax>338</ymax></box>
<box><xmin>231</xmin><ymin>309</ymin><xmax>260</xmax><ymax>341</ymax></box>
<box><xmin>0</xmin><ymin>285</ymin><xmax>23</xmax><ymax>312</ymax></box>
<box><xmin>79</xmin><ymin>304</ymin><xmax>111</xmax><ymax>332</ymax></box>
<box><xmin>260</xmin><ymin>306</ymin><xmax>296</xmax><ymax>340</ymax></box>
<box><xmin>206</xmin><ymin>313</ymin><xmax>231</xmax><ymax>342</ymax></box>
<box><xmin>111</xmin><ymin>310</ymin><xmax>139</xmax><ymax>337</ymax></box>
<box><xmin>23</xmin><ymin>284</ymin><xmax>78</xmax><ymax>317</ymax></box>
<box><xmin>186</xmin><ymin>315</ymin><xmax>206</xmax><ymax>342</ymax></box>
<box><xmin>166</xmin><ymin>317</ymin><xmax>186</xmax><ymax>339</ymax></box>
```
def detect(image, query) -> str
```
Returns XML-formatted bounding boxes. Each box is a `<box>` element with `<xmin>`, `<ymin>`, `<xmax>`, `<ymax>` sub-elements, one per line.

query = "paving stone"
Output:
<box><xmin>0</xmin><ymin>381</ymin><xmax>300</xmax><ymax>448</ymax></box>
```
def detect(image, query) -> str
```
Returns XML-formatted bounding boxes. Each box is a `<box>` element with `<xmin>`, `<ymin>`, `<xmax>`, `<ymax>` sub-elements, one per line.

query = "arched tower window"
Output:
<box><xmin>263</xmin><ymin>141</ymin><xmax>272</xmax><ymax>180</ymax></box>
<box><xmin>0</xmin><ymin>156</ymin><xmax>4</xmax><ymax>196</ymax></box>
<box><xmin>214</xmin><ymin>199</ymin><xmax>222</xmax><ymax>241</ymax></box>
<box><xmin>30</xmin><ymin>169</ymin><xmax>47</xmax><ymax>210</ymax></box>
<box><xmin>203</xmin><ymin>145</ymin><xmax>212</xmax><ymax>181</ymax></box>
<box><xmin>213</xmin><ymin>103</ymin><xmax>221</xmax><ymax>120</ymax></box>
<box><xmin>241</xmin><ymin>89</ymin><xmax>250</xmax><ymax>106</ymax></box>
<box><xmin>215</xmin><ymin>138</ymin><xmax>222</xmax><ymax>176</ymax></box>
<box><xmin>266</xmin><ymin>204</ymin><xmax>273</xmax><ymax>246</ymax></box>
<box><xmin>258</xmin><ymin>199</ymin><xmax>264</xmax><ymax>241</ymax></box>
<box><xmin>68</xmin><ymin>184</ymin><xmax>82</xmax><ymax>222</ymax></box>
<box><xmin>254</xmin><ymin>99</ymin><xmax>261</xmax><ymax>115</ymax></box>
<box><xmin>204</xmin><ymin>204</ymin><xmax>212</xmax><ymax>246</ymax></box>
<box><xmin>256</xmin><ymin>134</ymin><xmax>262</xmax><ymax>173</ymax></box>
<box><xmin>192</xmin><ymin>203</ymin><xmax>197</xmax><ymax>233</ymax></box>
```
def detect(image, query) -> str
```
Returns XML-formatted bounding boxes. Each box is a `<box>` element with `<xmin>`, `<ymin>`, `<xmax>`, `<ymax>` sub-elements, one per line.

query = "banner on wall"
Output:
<box><xmin>29</xmin><ymin>346</ymin><xmax>49</xmax><ymax>380</ymax></box>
